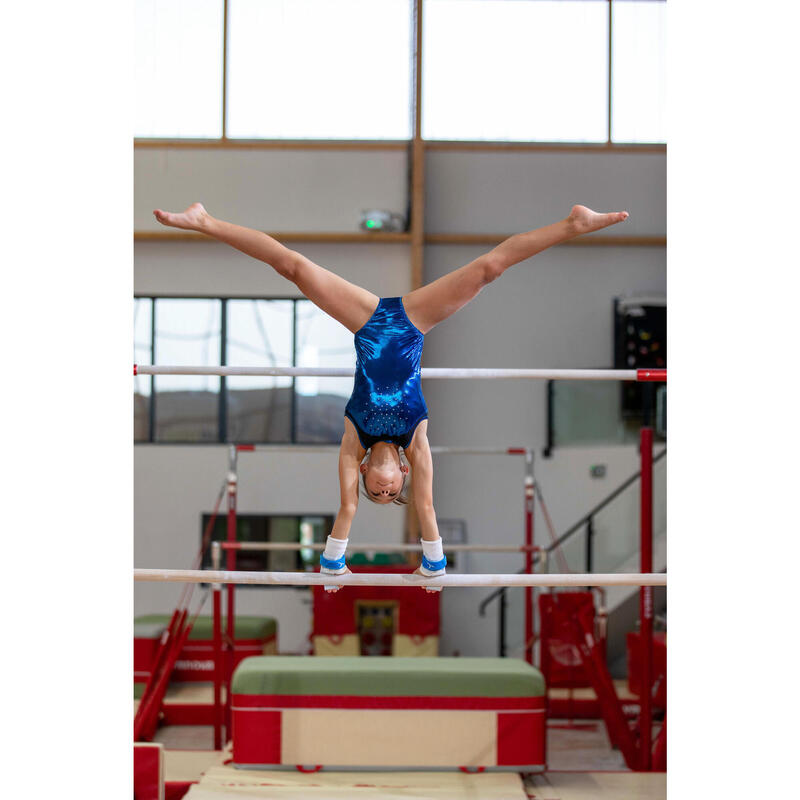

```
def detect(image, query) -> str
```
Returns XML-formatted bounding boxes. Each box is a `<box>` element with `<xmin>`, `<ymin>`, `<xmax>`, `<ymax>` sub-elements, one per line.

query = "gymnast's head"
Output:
<box><xmin>360</xmin><ymin>444</ymin><xmax>409</xmax><ymax>506</ymax></box>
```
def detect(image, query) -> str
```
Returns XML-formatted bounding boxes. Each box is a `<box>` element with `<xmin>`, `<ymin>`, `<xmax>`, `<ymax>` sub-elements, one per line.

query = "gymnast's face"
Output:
<box><xmin>360</xmin><ymin>460</ymin><xmax>409</xmax><ymax>504</ymax></box>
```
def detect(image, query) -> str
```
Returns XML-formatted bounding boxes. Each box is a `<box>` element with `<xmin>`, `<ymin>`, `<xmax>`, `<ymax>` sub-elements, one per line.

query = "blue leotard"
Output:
<box><xmin>344</xmin><ymin>297</ymin><xmax>428</xmax><ymax>450</ymax></box>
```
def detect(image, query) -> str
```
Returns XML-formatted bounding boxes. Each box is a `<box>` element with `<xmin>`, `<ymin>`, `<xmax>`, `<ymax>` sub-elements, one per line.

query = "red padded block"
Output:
<box><xmin>232</xmin><ymin>709</ymin><xmax>281</xmax><ymax>765</ymax></box>
<box><xmin>496</xmin><ymin>712</ymin><xmax>545</xmax><ymax>767</ymax></box>
<box><xmin>165</xmin><ymin>782</ymin><xmax>194</xmax><ymax>800</ymax></box>
<box><xmin>312</xmin><ymin>565</ymin><xmax>439</xmax><ymax>638</ymax></box>
<box><xmin>133</xmin><ymin>743</ymin><xmax>162</xmax><ymax>800</ymax></box>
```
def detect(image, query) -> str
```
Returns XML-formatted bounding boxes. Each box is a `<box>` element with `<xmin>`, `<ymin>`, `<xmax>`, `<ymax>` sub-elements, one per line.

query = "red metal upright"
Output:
<box><xmin>524</xmin><ymin>450</ymin><xmax>535</xmax><ymax>665</ymax></box>
<box><xmin>639</xmin><ymin>426</ymin><xmax>654</xmax><ymax>770</ymax></box>
<box><xmin>225</xmin><ymin>445</ymin><xmax>238</xmax><ymax>734</ymax></box>
<box><xmin>211</xmin><ymin>541</ymin><xmax>223</xmax><ymax>750</ymax></box>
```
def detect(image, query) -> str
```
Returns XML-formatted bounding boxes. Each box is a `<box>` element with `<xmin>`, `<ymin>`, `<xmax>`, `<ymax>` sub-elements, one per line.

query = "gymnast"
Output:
<box><xmin>153</xmin><ymin>203</ymin><xmax>628</xmax><ymax>591</ymax></box>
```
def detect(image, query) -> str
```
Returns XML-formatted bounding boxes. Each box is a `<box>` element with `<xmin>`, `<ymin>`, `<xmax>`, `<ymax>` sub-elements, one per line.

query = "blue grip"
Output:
<box><xmin>422</xmin><ymin>554</ymin><xmax>447</xmax><ymax>572</ymax></box>
<box><xmin>320</xmin><ymin>554</ymin><xmax>346</xmax><ymax>571</ymax></box>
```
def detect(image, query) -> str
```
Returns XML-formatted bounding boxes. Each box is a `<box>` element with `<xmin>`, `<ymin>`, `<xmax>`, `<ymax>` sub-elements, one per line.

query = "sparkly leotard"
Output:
<box><xmin>344</xmin><ymin>297</ymin><xmax>428</xmax><ymax>450</ymax></box>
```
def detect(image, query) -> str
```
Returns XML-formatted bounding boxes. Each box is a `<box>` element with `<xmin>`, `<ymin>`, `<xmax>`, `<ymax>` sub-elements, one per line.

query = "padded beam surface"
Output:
<box><xmin>231</xmin><ymin>656</ymin><xmax>544</xmax><ymax>698</ymax></box>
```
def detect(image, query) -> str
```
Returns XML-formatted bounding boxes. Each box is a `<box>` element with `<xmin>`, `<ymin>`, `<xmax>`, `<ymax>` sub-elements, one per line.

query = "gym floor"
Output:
<box><xmin>153</xmin><ymin>719</ymin><xmax>666</xmax><ymax>799</ymax></box>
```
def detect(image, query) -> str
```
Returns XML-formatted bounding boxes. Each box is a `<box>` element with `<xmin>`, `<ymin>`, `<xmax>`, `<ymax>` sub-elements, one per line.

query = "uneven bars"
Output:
<box><xmin>233</xmin><ymin>444</ymin><xmax>531</xmax><ymax>455</ymax></box>
<box><xmin>134</xmin><ymin>365</ymin><xmax>666</xmax><ymax>382</ymax></box>
<box><xmin>217</xmin><ymin>542</ymin><xmax>539</xmax><ymax>553</ymax></box>
<box><xmin>134</xmin><ymin>569</ymin><xmax>666</xmax><ymax>588</ymax></box>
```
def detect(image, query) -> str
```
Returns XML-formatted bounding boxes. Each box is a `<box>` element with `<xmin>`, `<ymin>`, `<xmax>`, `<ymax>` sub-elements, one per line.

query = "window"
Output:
<box><xmin>611</xmin><ymin>0</ymin><xmax>666</xmax><ymax>143</ymax></box>
<box><xmin>135</xmin><ymin>0</ymin><xmax>224</xmax><ymax>137</ymax></box>
<box><xmin>227</xmin><ymin>0</ymin><xmax>412</xmax><ymax>139</ymax></box>
<box><xmin>201</xmin><ymin>513</ymin><xmax>332</xmax><ymax>575</ymax></box>
<box><xmin>134</xmin><ymin>0</ymin><xmax>665</xmax><ymax>144</ymax></box>
<box><xmin>134</xmin><ymin>297</ymin><xmax>153</xmax><ymax>442</ymax></box>
<box><xmin>226</xmin><ymin>300</ymin><xmax>294</xmax><ymax>442</ymax></box>
<box><xmin>295</xmin><ymin>303</ymin><xmax>357</xmax><ymax>442</ymax></box>
<box><xmin>153</xmin><ymin>299</ymin><xmax>222</xmax><ymax>443</ymax></box>
<box><xmin>135</xmin><ymin>297</ymin><xmax>356</xmax><ymax>443</ymax></box>
<box><xmin>423</xmin><ymin>0</ymin><xmax>609</xmax><ymax>142</ymax></box>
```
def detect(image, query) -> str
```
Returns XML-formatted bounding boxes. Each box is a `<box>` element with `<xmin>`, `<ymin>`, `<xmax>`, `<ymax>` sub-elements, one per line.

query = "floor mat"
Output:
<box><xmin>184</xmin><ymin>767</ymin><xmax>528</xmax><ymax>799</ymax></box>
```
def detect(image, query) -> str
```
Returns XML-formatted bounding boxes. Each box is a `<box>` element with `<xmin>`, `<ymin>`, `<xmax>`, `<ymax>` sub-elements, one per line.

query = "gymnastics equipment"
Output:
<box><xmin>133</xmin><ymin>362</ymin><xmax>667</xmax><ymax>768</ymax></box>
<box><xmin>135</xmin><ymin>364</ymin><xmax>666</xmax><ymax>381</ymax></box>
<box><xmin>229</xmin><ymin>656</ymin><xmax>546</xmax><ymax>771</ymax></box>
<box><xmin>227</xmin><ymin>443</ymin><xmax>548</xmax><ymax>665</ymax></box>
<box><xmin>134</xmin><ymin>614</ymin><xmax>277</xmax><ymax>684</ymax></box>
<box><xmin>213</xmin><ymin>443</ymin><xmax>553</xmax><ymax>742</ymax></box>
<box><xmin>134</xmin><ymin>569</ymin><xmax>665</xmax><ymax>587</ymax></box>
<box><xmin>133</xmin><ymin>742</ymin><xmax>164</xmax><ymax>800</ymax></box>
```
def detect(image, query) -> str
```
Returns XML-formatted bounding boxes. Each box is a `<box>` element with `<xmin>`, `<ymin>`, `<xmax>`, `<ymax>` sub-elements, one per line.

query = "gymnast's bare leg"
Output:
<box><xmin>402</xmin><ymin>205</ymin><xmax>629</xmax><ymax>334</ymax></box>
<box><xmin>153</xmin><ymin>203</ymin><xmax>378</xmax><ymax>333</ymax></box>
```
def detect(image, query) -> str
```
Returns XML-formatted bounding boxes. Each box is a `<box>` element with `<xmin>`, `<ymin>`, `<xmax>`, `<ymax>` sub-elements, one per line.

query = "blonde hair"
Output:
<box><xmin>360</xmin><ymin>448</ymin><xmax>410</xmax><ymax>506</ymax></box>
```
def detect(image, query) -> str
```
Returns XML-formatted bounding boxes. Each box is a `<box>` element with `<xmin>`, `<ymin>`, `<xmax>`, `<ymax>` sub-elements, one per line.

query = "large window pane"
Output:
<box><xmin>423</xmin><ymin>0</ymin><xmax>608</xmax><ymax>142</ymax></box>
<box><xmin>134</xmin><ymin>298</ymin><xmax>153</xmax><ymax>441</ymax></box>
<box><xmin>135</xmin><ymin>0</ymin><xmax>224</xmax><ymax>137</ymax></box>
<box><xmin>227</xmin><ymin>0</ymin><xmax>412</xmax><ymax>139</ymax></box>
<box><xmin>295</xmin><ymin>302</ymin><xmax>356</xmax><ymax>443</ymax></box>
<box><xmin>154</xmin><ymin>299</ymin><xmax>221</xmax><ymax>442</ymax></box>
<box><xmin>226</xmin><ymin>300</ymin><xmax>294</xmax><ymax>443</ymax></box>
<box><xmin>611</xmin><ymin>0</ymin><xmax>666</xmax><ymax>143</ymax></box>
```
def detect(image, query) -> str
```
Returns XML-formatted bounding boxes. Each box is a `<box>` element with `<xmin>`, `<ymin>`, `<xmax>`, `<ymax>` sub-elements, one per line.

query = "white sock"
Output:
<box><xmin>419</xmin><ymin>538</ymin><xmax>447</xmax><ymax>577</ymax></box>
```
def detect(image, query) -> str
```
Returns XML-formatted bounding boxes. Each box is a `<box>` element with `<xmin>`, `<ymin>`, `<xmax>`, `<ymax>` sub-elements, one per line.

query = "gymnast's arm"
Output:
<box><xmin>330</xmin><ymin>426</ymin><xmax>364</xmax><ymax>540</ymax></box>
<box><xmin>406</xmin><ymin>431</ymin><xmax>440</xmax><ymax>542</ymax></box>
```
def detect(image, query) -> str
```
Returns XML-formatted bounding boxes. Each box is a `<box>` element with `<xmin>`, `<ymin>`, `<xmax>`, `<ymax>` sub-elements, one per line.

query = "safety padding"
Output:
<box><xmin>312</xmin><ymin>565</ymin><xmax>440</xmax><ymax>657</ymax></box>
<box><xmin>133</xmin><ymin>742</ymin><xmax>164</xmax><ymax>800</ymax></box>
<box><xmin>134</xmin><ymin>614</ymin><xmax>278</xmax><ymax>683</ymax></box>
<box><xmin>231</xmin><ymin>656</ymin><xmax>546</xmax><ymax>771</ymax></box>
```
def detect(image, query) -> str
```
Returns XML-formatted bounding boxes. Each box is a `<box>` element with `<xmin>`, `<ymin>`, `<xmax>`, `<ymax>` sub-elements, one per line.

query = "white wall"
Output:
<box><xmin>134</xmin><ymin>145</ymin><xmax>665</xmax><ymax>658</ymax></box>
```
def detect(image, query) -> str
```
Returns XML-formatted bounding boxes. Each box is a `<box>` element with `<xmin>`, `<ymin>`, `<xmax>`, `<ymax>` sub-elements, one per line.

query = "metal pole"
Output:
<box><xmin>211</xmin><ymin>541</ymin><xmax>223</xmax><ymax>750</ymax></box>
<box><xmin>134</xmin><ymin>365</ymin><xmax>666</xmax><ymax>382</ymax></box>
<box><xmin>639</xmin><ymin>425</ymin><xmax>654</xmax><ymax>770</ymax></box>
<box><xmin>524</xmin><ymin>450</ymin><xmax>535</xmax><ymax>665</ymax></box>
<box><xmin>499</xmin><ymin>589</ymin><xmax>507</xmax><ymax>658</ymax></box>
<box><xmin>225</xmin><ymin>445</ymin><xmax>237</xmax><ymax>735</ymax></box>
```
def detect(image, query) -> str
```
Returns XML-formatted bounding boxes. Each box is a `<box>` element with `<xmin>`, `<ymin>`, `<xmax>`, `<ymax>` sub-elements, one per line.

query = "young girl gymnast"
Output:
<box><xmin>153</xmin><ymin>202</ymin><xmax>628</xmax><ymax>591</ymax></box>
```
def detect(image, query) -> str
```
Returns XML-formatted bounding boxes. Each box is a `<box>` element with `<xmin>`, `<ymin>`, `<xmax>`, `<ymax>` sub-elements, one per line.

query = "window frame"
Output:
<box><xmin>134</xmin><ymin>294</ymin><xmax>352</xmax><ymax>445</ymax></box>
<box><xmin>133</xmin><ymin>0</ymin><xmax>666</xmax><ymax>147</ymax></box>
<box><xmin>199</xmin><ymin>512</ymin><xmax>335</xmax><ymax>582</ymax></box>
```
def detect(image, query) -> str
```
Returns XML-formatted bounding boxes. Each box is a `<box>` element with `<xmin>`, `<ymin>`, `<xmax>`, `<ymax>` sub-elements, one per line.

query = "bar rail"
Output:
<box><xmin>134</xmin><ymin>568</ymin><xmax>666</xmax><ymax>588</ymax></box>
<box><xmin>134</xmin><ymin>365</ymin><xmax>666</xmax><ymax>382</ymax></box>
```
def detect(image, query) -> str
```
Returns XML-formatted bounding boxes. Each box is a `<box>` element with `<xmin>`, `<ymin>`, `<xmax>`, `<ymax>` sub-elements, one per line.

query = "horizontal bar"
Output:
<box><xmin>134</xmin><ymin>138</ymin><xmax>665</xmax><ymax>154</ymax></box>
<box><xmin>134</xmin><ymin>230</ymin><xmax>663</xmax><ymax>248</ymax></box>
<box><xmin>134</xmin><ymin>365</ymin><xmax>662</xmax><ymax>381</ymax></box>
<box><xmin>235</xmin><ymin>444</ymin><xmax>531</xmax><ymax>456</ymax></box>
<box><xmin>134</xmin><ymin>231</ymin><xmax>411</xmax><ymax>244</ymax></box>
<box><xmin>218</xmin><ymin>542</ymin><xmax>540</xmax><ymax>553</ymax></box>
<box><xmin>134</xmin><ymin>569</ymin><xmax>666</xmax><ymax>588</ymax></box>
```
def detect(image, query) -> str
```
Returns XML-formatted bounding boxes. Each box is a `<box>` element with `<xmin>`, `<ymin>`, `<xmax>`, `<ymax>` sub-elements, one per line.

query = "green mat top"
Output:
<box><xmin>231</xmin><ymin>656</ymin><xmax>544</xmax><ymax>698</ymax></box>
<box><xmin>134</xmin><ymin>614</ymin><xmax>277</xmax><ymax>640</ymax></box>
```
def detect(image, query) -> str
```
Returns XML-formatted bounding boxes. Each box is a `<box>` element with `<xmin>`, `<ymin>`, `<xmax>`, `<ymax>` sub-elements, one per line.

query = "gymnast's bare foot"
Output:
<box><xmin>567</xmin><ymin>205</ymin><xmax>629</xmax><ymax>236</ymax></box>
<box><xmin>324</xmin><ymin>566</ymin><xmax>351</xmax><ymax>593</ymax></box>
<box><xmin>414</xmin><ymin>567</ymin><xmax>442</xmax><ymax>594</ymax></box>
<box><xmin>153</xmin><ymin>202</ymin><xmax>210</xmax><ymax>232</ymax></box>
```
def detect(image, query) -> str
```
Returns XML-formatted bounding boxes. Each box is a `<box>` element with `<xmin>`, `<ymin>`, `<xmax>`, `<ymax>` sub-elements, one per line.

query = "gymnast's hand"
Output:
<box><xmin>324</xmin><ymin>566</ymin><xmax>351</xmax><ymax>594</ymax></box>
<box><xmin>153</xmin><ymin>202</ymin><xmax>210</xmax><ymax>232</ymax></box>
<box><xmin>414</xmin><ymin>567</ymin><xmax>442</xmax><ymax>594</ymax></box>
